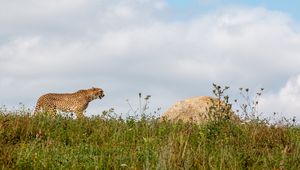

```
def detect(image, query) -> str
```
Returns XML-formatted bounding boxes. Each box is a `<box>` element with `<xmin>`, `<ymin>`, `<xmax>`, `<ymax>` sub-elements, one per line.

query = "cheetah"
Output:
<box><xmin>34</xmin><ymin>87</ymin><xmax>105</xmax><ymax>118</ymax></box>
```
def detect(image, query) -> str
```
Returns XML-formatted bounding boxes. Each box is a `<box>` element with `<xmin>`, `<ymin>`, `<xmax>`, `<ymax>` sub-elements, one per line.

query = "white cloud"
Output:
<box><xmin>0</xmin><ymin>3</ymin><xmax>300</xmax><ymax>118</ymax></box>
<box><xmin>260</xmin><ymin>75</ymin><xmax>300</xmax><ymax>121</ymax></box>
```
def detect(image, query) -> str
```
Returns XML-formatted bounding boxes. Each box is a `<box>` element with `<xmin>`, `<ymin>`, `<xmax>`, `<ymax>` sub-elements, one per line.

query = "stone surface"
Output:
<box><xmin>160</xmin><ymin>96</ymin><xmax>239</xmax><ymax>124</ymax></box>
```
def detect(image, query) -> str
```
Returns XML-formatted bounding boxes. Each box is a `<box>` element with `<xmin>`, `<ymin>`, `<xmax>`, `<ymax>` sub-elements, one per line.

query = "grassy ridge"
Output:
<box><xmin>0</xmin><ymin>112</ymin><xmax>300</xmax><ymax>169</ymax></box>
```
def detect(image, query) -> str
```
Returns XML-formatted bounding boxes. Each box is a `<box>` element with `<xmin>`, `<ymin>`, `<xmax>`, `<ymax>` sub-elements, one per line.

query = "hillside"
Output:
<box><xmin>0</xmin><ymin>110</ymin><xmax>299</xmax><ymax>169</ymax></box>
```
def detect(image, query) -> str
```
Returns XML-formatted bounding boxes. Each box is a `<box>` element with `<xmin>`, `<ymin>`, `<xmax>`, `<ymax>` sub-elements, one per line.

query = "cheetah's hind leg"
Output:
<box><xmin>35</xmin><ymin>106</ymin><xmax>57</xmax><ymax>118</ymax></box>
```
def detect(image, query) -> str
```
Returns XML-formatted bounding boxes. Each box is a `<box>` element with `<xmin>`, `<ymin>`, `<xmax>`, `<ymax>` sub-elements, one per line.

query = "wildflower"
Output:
<box><xmin>144</xmin><ymin>95</ymin><xmax>151</xmax><ymax>100</ymax></box>
<box><xmin>36</xmin><ymin>129</ymin><xmax>44</xmax><ymax>139</ymax></box>
<box><xmin>120</xmin><ymin>164</ymin><xmax>127</xmax><ymax>167</ymax></box>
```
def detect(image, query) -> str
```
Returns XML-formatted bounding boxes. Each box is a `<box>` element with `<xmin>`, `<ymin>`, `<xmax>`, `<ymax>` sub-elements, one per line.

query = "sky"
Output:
<box><xmin>1</xmin><ymin>0</ymin><xmax>300</xmax><ymax>121</ymax></box>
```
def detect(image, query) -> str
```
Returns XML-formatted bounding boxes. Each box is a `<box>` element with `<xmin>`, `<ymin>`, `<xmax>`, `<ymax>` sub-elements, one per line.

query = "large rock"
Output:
<box><xmin>160</xmin><ymin>96</ymin><xmax>240</xmax><ymax>124</ymax></box>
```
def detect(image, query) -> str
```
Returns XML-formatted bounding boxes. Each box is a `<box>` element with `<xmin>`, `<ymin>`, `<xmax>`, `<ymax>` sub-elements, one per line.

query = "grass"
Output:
<box><xmin>0</xmin><ymin>111</ymin><xmax>300</xmax><ymax>169</ymax></box>
<box><xmin>1</xmin><ymin>86</ymin><xmax>300</xmax><ymax>169</ymax></box>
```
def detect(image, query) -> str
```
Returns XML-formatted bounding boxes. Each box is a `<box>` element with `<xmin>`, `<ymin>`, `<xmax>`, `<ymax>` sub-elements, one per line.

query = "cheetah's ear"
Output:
<box><xmin>92</xmin><ymin>87</ymin><xmax>96</xmax><ymax>90</ymax></box>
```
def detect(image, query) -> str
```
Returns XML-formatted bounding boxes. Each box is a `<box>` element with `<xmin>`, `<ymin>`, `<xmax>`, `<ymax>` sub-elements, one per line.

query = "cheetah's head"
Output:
<box><xmin>89</xmin><ymin>87</ymin><xmax>105</xmax><ymax>100</ymax></box>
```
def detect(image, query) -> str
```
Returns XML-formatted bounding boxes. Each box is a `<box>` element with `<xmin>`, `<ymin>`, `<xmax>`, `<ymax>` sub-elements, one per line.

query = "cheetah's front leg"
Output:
<box><xmin>75</xmin><ymin>110</ymin><xmax>85</xmax><ymax>119</ymax></box>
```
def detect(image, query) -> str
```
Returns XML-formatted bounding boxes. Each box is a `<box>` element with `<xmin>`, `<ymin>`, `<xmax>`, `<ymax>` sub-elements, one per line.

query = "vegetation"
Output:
<box><xmin>0</xmin><ymin>86</ymin><xmax>300</xmax><ymax>169</ymax></box>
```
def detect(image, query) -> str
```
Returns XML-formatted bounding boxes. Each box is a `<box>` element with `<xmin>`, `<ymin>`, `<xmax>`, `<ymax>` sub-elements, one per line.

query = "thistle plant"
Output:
<box><xmin>208</xmin><ymin>83</ymin><xmax>233</xmax><ymax>122</ymax></box>
<box><xmin>234</xmin><ymin>87</ymin><xmax>264</xmax><ymax>122</ymax></box>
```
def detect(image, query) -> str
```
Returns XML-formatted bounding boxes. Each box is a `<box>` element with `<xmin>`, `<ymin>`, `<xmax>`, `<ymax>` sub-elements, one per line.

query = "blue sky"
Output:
<box><xmin>167</xmin><ymin>0</ymin><xmax>300</xmax><ymax>20</ymax></box>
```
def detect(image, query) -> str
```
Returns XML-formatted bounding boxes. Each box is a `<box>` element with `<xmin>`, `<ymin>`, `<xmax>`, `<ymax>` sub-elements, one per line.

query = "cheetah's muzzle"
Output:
<box><xmin>99</xmin><ymin>93</ymin><xmax>105</xmax><ymax>99</ymax></box>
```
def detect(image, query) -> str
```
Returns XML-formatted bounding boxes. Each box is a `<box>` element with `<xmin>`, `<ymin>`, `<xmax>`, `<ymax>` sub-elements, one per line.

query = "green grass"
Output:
<box><xmin>0</xmin><ymin>111</ymin><xmax>300</xmax><ymax>169</ymax></box>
